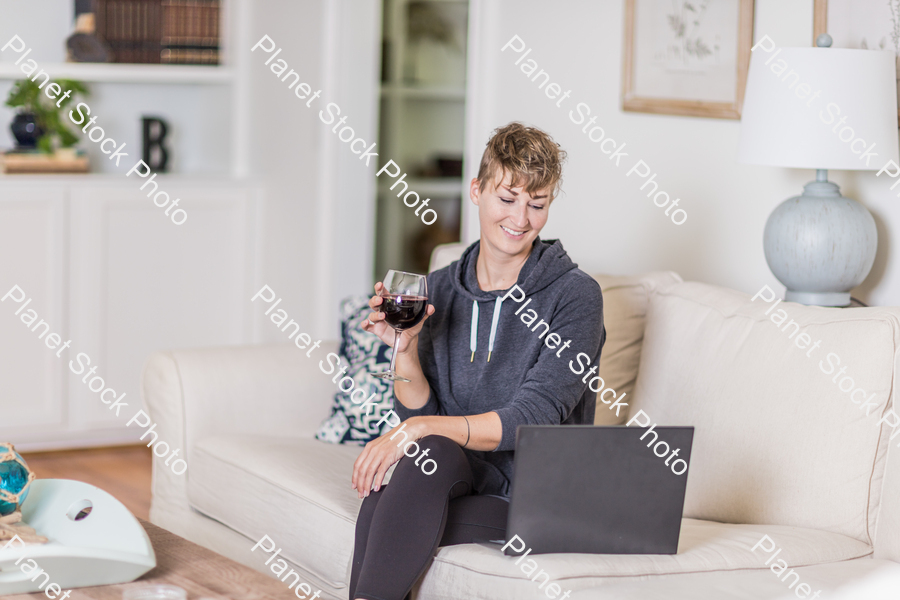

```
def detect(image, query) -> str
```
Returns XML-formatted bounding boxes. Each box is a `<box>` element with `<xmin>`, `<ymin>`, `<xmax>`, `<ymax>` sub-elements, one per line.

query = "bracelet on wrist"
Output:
<box><xmin>463</xmin><ymin>416</ymin><xmax>470</xmax><ymax>448</ymax></box>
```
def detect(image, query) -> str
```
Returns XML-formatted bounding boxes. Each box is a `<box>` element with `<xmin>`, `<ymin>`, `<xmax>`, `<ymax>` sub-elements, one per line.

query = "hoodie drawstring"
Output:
<box><xmin>470</xmin><ymin>297</ymin><xmax>504</xmax><ymax>362</ymax></box>
<box><xmin>488</xmin><ymin>297</ymin><xmax>503</xmax><ymax>362</ymax></box>
<box><xmin>470</xmin><ymin>301</ymin><xmax>478</xmax><ymax>362</ymax></box>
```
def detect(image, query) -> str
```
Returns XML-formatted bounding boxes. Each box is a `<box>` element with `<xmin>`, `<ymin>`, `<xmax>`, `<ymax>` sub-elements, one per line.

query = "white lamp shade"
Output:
<box><xmin>738</xmin><ymin>47</ymin><xmax>899</xmax><ymax>170</ymax></box>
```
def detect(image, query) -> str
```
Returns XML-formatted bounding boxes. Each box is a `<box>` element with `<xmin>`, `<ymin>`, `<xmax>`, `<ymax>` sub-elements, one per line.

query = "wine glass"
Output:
<box><xmin>371</xmin><ymin>270</ymin><xmax>429</xmax><ymax>382</ymax></box>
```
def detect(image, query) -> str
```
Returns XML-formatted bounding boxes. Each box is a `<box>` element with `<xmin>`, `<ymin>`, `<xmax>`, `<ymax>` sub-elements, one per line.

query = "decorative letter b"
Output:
<box><xmin>142</xmin><ymin>116</ymin><xmax>169</xmax><ymax>172</ymax></box>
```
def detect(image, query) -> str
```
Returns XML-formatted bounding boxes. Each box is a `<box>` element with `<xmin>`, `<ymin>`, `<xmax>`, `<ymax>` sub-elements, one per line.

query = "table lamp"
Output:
<box><xmin>738</xmin><ymin>35</ymin><xmax>899</xmax><ymax>306</ymax></box>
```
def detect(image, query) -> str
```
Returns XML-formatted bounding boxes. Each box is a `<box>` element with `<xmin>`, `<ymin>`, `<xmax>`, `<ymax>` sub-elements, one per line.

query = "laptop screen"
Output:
<box><xmin>505</xmin><ymin>425</ymin><xmax>694</xmax><ymax>555</ymax></box>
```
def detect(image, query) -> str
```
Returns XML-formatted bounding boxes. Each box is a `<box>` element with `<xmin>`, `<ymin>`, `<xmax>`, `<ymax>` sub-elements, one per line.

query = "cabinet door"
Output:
<box><xmin>0</xmin><ymin>187</ymin><xmax>66</xmax><ymax>437</ymax></box>
<box><xmin>69</xmin><ymin>182</ymin><xmax>259</xmax><ymax>433</ymax></box>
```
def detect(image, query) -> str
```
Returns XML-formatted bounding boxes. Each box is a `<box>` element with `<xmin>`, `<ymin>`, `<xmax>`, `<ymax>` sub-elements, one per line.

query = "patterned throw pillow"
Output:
<box><xmin>315</xmin><ymin>296</ymin><xmax>396</xmax><ymax>445</ymax></box>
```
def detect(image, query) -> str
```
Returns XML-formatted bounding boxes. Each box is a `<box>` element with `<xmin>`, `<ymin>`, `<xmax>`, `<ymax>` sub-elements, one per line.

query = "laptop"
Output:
<box><xmin>502</xmin><ymin>424</ymin><xmax>694</xmax><ymax>555</ymax></box>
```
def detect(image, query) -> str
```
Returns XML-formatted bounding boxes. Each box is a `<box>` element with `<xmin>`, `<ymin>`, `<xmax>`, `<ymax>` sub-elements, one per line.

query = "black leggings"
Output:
<box><xmin>349</xmin><ymin>435</ymin><xmax>509</xmax><ymax>600</ymax></box>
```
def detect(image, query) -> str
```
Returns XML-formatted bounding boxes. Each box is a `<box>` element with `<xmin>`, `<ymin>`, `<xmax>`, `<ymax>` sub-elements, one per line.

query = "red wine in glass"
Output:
<box><xmin>371</xmin><ymin>270</ymin><xmax>429</xmax><ymax>382</ymax></box>
<box><xmin>379</xmin><ymin>294</ymin><xmax>428</xmax><ymax>329</ymax></box>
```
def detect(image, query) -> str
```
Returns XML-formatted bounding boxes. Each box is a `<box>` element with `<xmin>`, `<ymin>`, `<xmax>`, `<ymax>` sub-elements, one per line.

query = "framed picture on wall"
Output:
<box><xmin>621</xmin><ymin>0</ymin><xmax>755</xmax><ymax>119</ymax></box>
<box><xmin>813</xmin><ymin>0</ymin><xmax>900</xmax><ymax>119</ymax></box>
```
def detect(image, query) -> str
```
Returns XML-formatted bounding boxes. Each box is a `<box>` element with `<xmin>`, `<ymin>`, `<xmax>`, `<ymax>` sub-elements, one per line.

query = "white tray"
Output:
<box><xmin>0</xmin><ymin>478</ymin><xmax>156</xmax><ymax>593</ymax></box>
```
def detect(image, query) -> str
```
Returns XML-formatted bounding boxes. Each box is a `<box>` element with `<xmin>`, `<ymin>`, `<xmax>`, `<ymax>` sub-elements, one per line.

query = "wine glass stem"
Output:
<box><xmin>389</xmin><ymin>329</ymin><xmax>401</xmax><ymax>374</ymax></box>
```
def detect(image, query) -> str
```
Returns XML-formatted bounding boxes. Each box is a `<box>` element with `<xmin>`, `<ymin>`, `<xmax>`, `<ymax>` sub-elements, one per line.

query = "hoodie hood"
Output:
<box><xmin>449</xmin><ymin>238</ymin><xmax>580</xmax><ymax>363</ymax></box>
<box><xmin>449</xmin><ymin>237</ymin><xmax>579</xmax><ymax>302</ymax></box>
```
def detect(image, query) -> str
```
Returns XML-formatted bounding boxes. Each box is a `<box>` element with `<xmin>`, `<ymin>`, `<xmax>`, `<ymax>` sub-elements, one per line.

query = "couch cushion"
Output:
<box><xmin>590</xmin><ymin>272</ymin><xmax>682</xmax><ymax>425</ymax></box>
<box><xmin>187</xmin><ymin>434</ymin><xmax>363</xmax><ymax>590</ymax></box>
<box><xmin>565</xmin><ymin>559</ymin><xmax>900</xmax><ymax>600</ymax></box>
<box><xmin>415</xmin><ymin>519</ymin><xmax>872</xmax><ymax>599</ymax></box>
<box><xmin>315</xmin><ymin>296</ymin><xmax>395</xmax><ymax>445</ymax></box>
<box><xmin>631</xmin><ymin>282</ymin><xmax>900</xmax><ymax>544</ymax></box>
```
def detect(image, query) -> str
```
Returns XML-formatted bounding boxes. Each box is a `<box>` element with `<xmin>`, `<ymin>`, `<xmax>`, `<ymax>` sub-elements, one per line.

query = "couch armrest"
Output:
<box><xmin>141</xmin><ymin>342</ymin><xmax>340</xmax><ymax>463</ymax></box>
<box><xmin>141</xmin><ymin>342</ymin><xmax>340</xmax><ymax>536</ymax></box>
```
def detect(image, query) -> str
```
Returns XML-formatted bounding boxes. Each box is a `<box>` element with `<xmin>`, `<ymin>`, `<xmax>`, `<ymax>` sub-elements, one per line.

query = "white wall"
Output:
<box><xmin>0</xmin><ymin>1</ymin><xmax>73</xmax><ymax>63</ymax></box>
<box><xmin>248</xmin><ymin>0</ymin><xmax>379</xmax><ymax>342</ymax></box>
<box><xmin>244</xmin><ymin>0</ymin><xmax>328</xmax><ymax>342</ymax></box>
<box><xmin>463</xmin><ymin>0</ymin><xmax>900</xmax><ymax>306</ymax></box>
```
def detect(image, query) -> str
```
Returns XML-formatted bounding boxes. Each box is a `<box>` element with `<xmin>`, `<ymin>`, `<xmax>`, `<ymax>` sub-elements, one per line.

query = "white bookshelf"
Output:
<box><xmin>0</xmin><ymin>0</ymin><xmax>263</xmax><ymax>450</ymax></box>
<box><xmin>375</xmin><ymin>0</ymin><xmax>469</xmax><ymax>277</ymax></box>
<box><xmin>0</xmin><ymin>62</ymin><xmax>234</xmax><ymax>84</ymax></box>
<box><xmin>379</xmin><ymin>177</ymin><xmax>463</xmax><ymax>196</ymax></box>
<box><xmin>0</xmin><ymin>0</ymin><xmax>249</xmax><ymax>175</ymax></box>
<box><xmin>380</xmin><ymin>83</ymin><xmax>465</xmax><ymax>100</ymax></box>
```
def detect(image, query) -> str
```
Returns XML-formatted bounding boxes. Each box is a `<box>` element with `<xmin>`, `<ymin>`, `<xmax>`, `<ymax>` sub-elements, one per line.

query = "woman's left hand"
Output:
<box><xmin>352</xmin><ymin>418</ymin><xmax>423</xmax><ymax>498</ymax></box>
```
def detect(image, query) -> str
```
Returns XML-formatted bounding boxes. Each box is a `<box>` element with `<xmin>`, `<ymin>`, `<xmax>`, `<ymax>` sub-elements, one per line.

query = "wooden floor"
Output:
<box><xmin>20</xmin><ymin>445</ymin><xmax>153</xmax><ymax>520</ymax></box>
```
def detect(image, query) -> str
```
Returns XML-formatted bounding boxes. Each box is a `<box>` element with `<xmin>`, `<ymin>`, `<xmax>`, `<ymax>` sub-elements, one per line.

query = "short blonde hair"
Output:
<box><xmin>476</xmin><ymin>122</ymin><xmax>567</xmax><ymax>200</ymax></box>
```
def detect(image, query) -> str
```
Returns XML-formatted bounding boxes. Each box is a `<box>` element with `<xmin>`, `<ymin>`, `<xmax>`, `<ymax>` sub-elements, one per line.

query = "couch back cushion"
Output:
<box><xmin>875</xmin><ymin>430</ymin><xmax>900</xmax><ymax>560</ymax></box>
<box><xmin>429</xmin><ymin>242</ymin><xmax>467</xmax><ymax>272</ymax></box>
<box><xmin>590</xmin><ymin>272</ymin><xmax>682</xmax><ymax>425</ymax></box>
<box><xmin>632</xmin><ymin>282</ymin><xmax>900</xmax><ymax>545</ymax></box>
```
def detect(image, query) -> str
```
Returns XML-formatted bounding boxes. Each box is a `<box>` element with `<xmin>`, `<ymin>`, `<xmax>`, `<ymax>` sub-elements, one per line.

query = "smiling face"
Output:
<box><xmin>470</xmin><ymin>169</ymin><xmax>551</xmax><ymax>260</ymax></box>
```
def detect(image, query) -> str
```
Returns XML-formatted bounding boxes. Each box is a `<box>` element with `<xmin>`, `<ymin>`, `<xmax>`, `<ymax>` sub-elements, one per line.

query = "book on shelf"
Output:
<box><xmin>161</xmin><ymin>0</ymin><xmax>220</xmax><ymax>65</ymax></box>
<box><xmin>161</xmin><ymin>0</ymin><xmax>220</xmax><ymax>64</ymax></box>
<box><xmin>0</xmin><ymin>148</ymin><xmax>90</xmax><ymax>174</ymax></box>
<box><xmin>94</xmin><ymin>0</ymin><xmax>162</xmax><ymax>64</ymax></box>
<box><xmin>92</xmin><ymin>0</ymin><xmax>219</xmax><ymax>65</ymax></box>
<box><xmin>160</xmin><ymin>47</ymin><xmax>219</xmax><ymax>64</ymax></box>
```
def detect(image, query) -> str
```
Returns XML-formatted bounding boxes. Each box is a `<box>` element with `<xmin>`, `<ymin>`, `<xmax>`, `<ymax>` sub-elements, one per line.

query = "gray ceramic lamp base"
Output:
<box><xmin>784</xmin><ymin>289</ymin><xmax>852</xmax><ymax>306</ymax></box>
<box><xmin>763</xmin><ymin>180</ymin><xmax>876</xmax><ymax>307</ymax></box>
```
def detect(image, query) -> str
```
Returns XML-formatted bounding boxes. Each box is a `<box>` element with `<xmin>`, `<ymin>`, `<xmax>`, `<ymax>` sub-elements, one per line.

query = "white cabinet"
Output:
<box><xmin>0</xmin><ymin>176</ymin><xmax>261</xmax><ymax>450</ymax></box>
<box><xmin>0</xmin><ymin>187</ymin><xmax>66</xmax><ymax>432</ymax></box>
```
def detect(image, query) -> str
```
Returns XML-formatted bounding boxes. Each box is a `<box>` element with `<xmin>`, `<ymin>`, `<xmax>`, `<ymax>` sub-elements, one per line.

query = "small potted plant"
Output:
<box><xmin>5</xmin><ymin>78</ymin><xmax>88</xmax><ymax>153</ymax></box>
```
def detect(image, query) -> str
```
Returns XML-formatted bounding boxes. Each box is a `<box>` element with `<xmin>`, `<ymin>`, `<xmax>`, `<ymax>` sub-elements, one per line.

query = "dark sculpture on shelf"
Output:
<box><xmin>66</xmin><ymin>13</ymin><xmax>113</xmax><ymax>63</ymax></box>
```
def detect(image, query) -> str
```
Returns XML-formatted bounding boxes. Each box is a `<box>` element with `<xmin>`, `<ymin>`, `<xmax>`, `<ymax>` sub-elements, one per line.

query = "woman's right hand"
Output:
<box><xmin>362</xmin><ymin>281</ymin><xmax>435</xmax><ymax>354</ymax></box>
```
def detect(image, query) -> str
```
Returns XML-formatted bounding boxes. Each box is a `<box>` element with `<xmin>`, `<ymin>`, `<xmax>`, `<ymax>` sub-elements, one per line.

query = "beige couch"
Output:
<box><xmin>142</xmin><ymin>244</ymin><xmax>900</xmax><ymax>599</ymax></box>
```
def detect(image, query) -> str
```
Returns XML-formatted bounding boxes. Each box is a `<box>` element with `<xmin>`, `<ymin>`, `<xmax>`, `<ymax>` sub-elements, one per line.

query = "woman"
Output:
<box><xmin>350</xmin><ymin>122</ymin><xmax>605</xmax><ymax>599</ymax></box>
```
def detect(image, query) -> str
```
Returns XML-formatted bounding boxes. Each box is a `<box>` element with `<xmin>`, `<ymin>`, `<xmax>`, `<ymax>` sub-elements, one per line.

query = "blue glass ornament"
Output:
<box><xmin>0</xmin><ymin>443</ymin><xmax>35</xmax><ymax>516</ymax></box>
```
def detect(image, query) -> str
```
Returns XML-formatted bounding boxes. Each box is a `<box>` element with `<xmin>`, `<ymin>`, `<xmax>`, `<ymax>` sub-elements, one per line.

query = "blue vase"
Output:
<box><xmin>11</xmin><ymin>112</ymin><xmax>43</xmax><ymax>149</ymax></box>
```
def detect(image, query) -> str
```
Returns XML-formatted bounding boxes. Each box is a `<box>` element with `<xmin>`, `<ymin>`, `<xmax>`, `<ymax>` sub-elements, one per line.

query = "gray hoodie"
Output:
<box><xmin>394</xmin><ymin>237</ymin><xmax>606</xmax><ymax>497</ymax></box>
